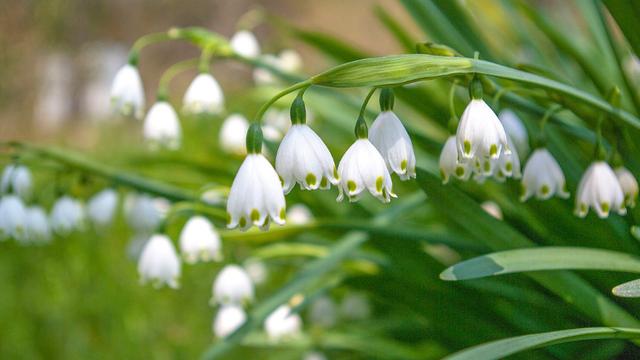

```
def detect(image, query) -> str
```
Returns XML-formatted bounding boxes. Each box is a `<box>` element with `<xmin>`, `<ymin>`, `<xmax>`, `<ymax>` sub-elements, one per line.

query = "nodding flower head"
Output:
<box><xmin>368</xmin><ymin>111</ymin><xmax>416</xmax><ymax>180</ymax></box>
<box><xmin>50</xmin><ymin>196</ymin><xmax>85</xmax><ymax>236</ymax></box>
<box><xmin>182</xmin><ymin>73</ymin><xmax>224</xmax><ymax>115</ymax></box>
<box><xmin>25</xmin><ymin>206</ymin><xmax>52</xmax><ymax>244</ymax></box>
<box><xmin>456</xmin><ymin>99</ymin><xmax>510</xmax><ymax>161</ymax></box>
<box><xmin>439</xmin><ymin>135</ymin><xmax>471</xmax><ymax>184</ymax></box>
<box><xmin>87</xmin><ymin>188</ymin><xmax>118</xmax><ymax>228</ymax></box>
<box><xmin>110</xmin><ymin>64</ymin><xmax>145</xmax><ymax>120</ymax></box>
<box><xmin>615</xmin><ymin>166</ymin><xmax>638</xmax><ymax>208</ymax></box>
<box><xmin>264</xmin><ymin>304</ymin><xmax>302</xmax><ymax>340</ymax></box>
<box><xmin>220</xmin><ymin>114</ymin><xmax>250</xmax><ymax>156</ymax></box>
<box><xmin>179</xmin><ymin>216</ymin><xmax>222</xmax><ymax>264</ymax></box>
<box><xmin>213</xmin><ymin>304</ymin><xmax>247</xmax><ymax>338</ymax></box>
<box><xmin>230</xmin><ymin>30</ymin><xmax>260</xmax><ymax>58</ymax></box>
<box><xmin>212</xmin><ymin>264</ymin><xmax>254</xmax><ymax>306</ymax></box>
<box><xmin>520</xmin><ymin>148</ymin><xmax>569</xmax><ymax>202</ymax></box>
<box><xmin>0</xmin><ymin>195</ymin><xmax>27</xmax><ymax>241</ymax></box>
<box><xmin>143</xmin><ymin>101</ymin><xmax>182</xmax><ymax>150</ymax></box>
<box><xmin>137</xmin><ymin>234</ymin><xmax>181</xmax><ymax>289</ymax></box>
<box><xmin>498</xmin><ymin>109</ymin><xmax>530</xmax><ymax>159</ymax></box>
<box><xmin>575</xmin><ymin>161</ymin><xmax>626</xmax><ymax>218</ymax></box>
<box><xmin>1</xmin><ymin>164</ymin><xmax>32</xmax><ymax>200</ymax></box>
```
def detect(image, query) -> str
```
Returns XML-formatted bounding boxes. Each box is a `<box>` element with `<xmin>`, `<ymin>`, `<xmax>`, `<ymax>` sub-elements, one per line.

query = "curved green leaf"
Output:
<box><xmin>613</xmin><ymin>279</ymin><xmax>640</xmax><ymax>298</ymax></box>
<box><xmin>443</xmin><ymin>327</ymin><xmax>640</xmax><ymax>360</ymax></box>
<box><xmin>441</xmin><ymin>247</ymin><xmax>640</xmax><ymax>281</ymax></box>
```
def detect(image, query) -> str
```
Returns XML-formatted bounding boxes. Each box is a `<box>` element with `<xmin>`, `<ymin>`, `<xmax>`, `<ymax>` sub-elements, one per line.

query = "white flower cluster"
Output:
<box><xmin>211</xmin><ymin>264</ymin><xmax>254</xmax><ymax>338</ymax></box>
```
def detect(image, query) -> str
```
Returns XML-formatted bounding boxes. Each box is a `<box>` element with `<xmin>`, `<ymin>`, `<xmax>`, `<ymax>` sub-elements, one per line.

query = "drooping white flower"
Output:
<box><xmin>278</xmin><ymin>49</ymin><xmax>303</xmax><ymax>73</ymax></box>
<box><xmin>25</xmin><ymin>206</ymin><xmax>51</xmax><ymax>244</ymax></box>
<box><xmin>244</xmin><ymin>258</ymin><xmax>268</xmax><ymax>285</ymax></box>
<box><xmin>1</xmin><ymin>164</ymin><xmax>32</xmax><ymax>200</ymax></box>
<box><xmin>0</xmin><ymin>195</ymin><xmax>27</xmax><ymax>241</ymax></box>
<box><xmin>230</xmin><ymin>30</ymin><xmax>260</xmax><ymax>58</ymax></box>
<box><xmin>143</xmin><ymin>101</ymin><xmax>182</xmax><ymax>150</ymax></box>
<box><xmin>276</xmin><ymin>125</ymin><xmax>338</xmax><ymax>193</ymax></box>
<box><xmin>182</xmin><ymin>73</ymin><xmax>224</xmax><ymax>115</ymax></box>
<box><xmin>369</xmin><ymin>111</ymin><xmax>416</xmax><ymax>180</ymax></box>
<box><xmin>179</xmin><ymin>216</ymin><xmax>222</xmax><ymax>264</ymax></box>
<box><xmin>110</xmin><ymin>64</ymin><xmax>145</xmax><ymax>119</ymax></box>
<box><xmin>499</xmin><ymin>109</ymin><xmax>530</xmax><ymax>159</ymax></box>
<box><xmin>575</xmin><ymin>161</ymin><xmax>626</xmax><ymax>218</ymax></box>
<box><xmin>494</xmin><ymin>136</ymin><xmax>522</xmax><ymax>182</ymax></box>
<box><xmin>264</xmin><ymin>305</ymin><xmax>302</xmax><ymax>340</ymax></box>
<box><xmin>309</xmin><ymin>296</ymin><xmax>337</xmax><ymax>328</ymax></box>
<box><xmin>50</xmin><ymin>196</ymin><xmax>84</xmax><ymax>235</ymax></box>
<box><xmin>340</xmin><ymin>292</ymin><xmax>371</xmax><ymax>320</ymax></box>
<box><xmin>337</xmin><ymin>139</ymin><xmax>395</xmax><ymax>203</ymax></box>
<box><xmin>124</xmin><ymin>193</ymin><xmax>164</xmax><ymax>234</ymax></box>
<box><xmin>520</xmin><ymin>148</ymin><xmax>569</xmax><ymax>201</ymax></box>
<box><xmin>137</xmin><ymin>234</ymin><xmax>181</xmax><ymax>289</ymax></box>
<box><xmin>213</xmin><ymin>304</ymin><xmax>247</xmax><ymax>338</ymax></box>
<box><xmin>615</xmin><ymin>167</ymin><xmax>638</xmax><ymax>208</ymax></box>
<box><xmin>439</xmin><ymin>135</ymin><xmax>471</xmax><ymax>183</ymax></box>
<box><xmin>219</xmin><ymin>114</ymin><xmax>250</xmax><ymax>156</ymax></box>
<box><xmin>287</xmin><ymin>204</ymin><xmax>313</xmax><ymax>225</ymax></box>
<box><xmin>87</xmin><ymin>188</ymin><xmax>118</xmax><ymax>228</ymax></box>
<box><xmin>456</xmin><ymin>99</ymin><xmax>510</xmax><ymax>160</ymax></box>
<box><xmin>481</xmin><ymin>201</ymin><xmax>503</xmax><ymax>220</ymax></box>
<box><xmin>212</xmin><ymin>264</ymin><xmax>254</xmax><ymax>305</ymax></box>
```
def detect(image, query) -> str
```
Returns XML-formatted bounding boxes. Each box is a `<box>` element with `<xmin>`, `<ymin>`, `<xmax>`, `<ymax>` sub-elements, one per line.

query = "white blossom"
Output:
<box><xmin>439</xmin><ymin>136</ymin><xmax>471</xmax><ymax>183</ymax></box>
<box><xmin>244</xmin><ymin>258</ymin><xmax>268</xmax><ymax>285</ymax></box>
<box><xmin>520</xmin><ymin>148</ymin><xmax>569</xmax><ymax>201</ymax></box>
<box><xmin>25</xmin><ymin>206</ymin><xmax>51</xmax><ymax>244</ymax></box>
<box><xmin>264</xmin><ymin>305</ymin><xmax>302</xmax><ymax>340</ymax></box>
<box><xmin>337</xmin><ymin>139</ymin><xmax>395</xmax><ymax>203</ymax></box>
<box><xmin>499</xmin><ymin>109</ymin><xmax>530</xmax><ymax>158</ymax></box>
<box><xmin>0</xmin><ymin>195</ymin><xmax>27</xmax><ymax>241</ymax></box>
<box><xmin>456</xmin><ymin>99</ymin><xmax>510</xmax><ymax>160</ymax></box>
<box><xmin>494</xmin><ymin>136</ymin><xmax>522</xmax><ymax>182</ymax></box>
<box><xmin>369</xmin><ymin>111</ymin><xmax>416</xmax><ymax>180</ymax></box>
<box><xmin>110</xmin><ymin>64</ymin><xmax>145</xmax><ymax>119</ymax></box>
<box><xmin>87</xmin><ymin>188</ymin><xmax>118</xmax><ymax>228</ymax></box>
<box><xmin>213</xmin><ymin>304</ymin><xmax>247</xmax><ymax>338</ymax></box>
<box><xmin>179</xmin><ymin>216</ymin><xmax>222</xmax><ymax>264</ymax></box>
<box><xmin>138</xmin><ymin>234</ymin><xmax>181</xmax><ymax>289</ymax></box>
<box><xmin>615</xmin><ymin>166</ymin><xmax>638</xmax><ymax>208</ymax></box>
<box><xmin>230</xmin><ymin>30</ymin><xmax>260</xmax><ymax>58</ymax></box>
<box><xmin>50</xmin><ymin>196</ymin><xmax>84</xmax><ymax>235</ymax></box>
<box><xmin>309</xmin><ymin>296</ymin><xmax>337</xmax><ymax>328</ymax></box>
<box><xmin>143</xmin><ymin>101</ymin><xmax>182</xmax><ymax>150</ymax></box>
<box><xmin>576</xmin><ymin>161</ymin><xmax>626</xmax><ymax>218</ymax></box>
<box><xmin>182</xmin><ymin>73</ymin><xmax>224</xmax><ymax>115</ymax></box>
<box><xmin>124</xmin><ymin>193</ymin><xmax>165</xmax><ymax>234</ymax></box>
<box><xmin>253</xmin><ymin>50</ymin><xmax>302</xmax><ymax>85</ymax></box>
<box><xmin>1</xmin><ymin>164</ymin><xmax>32</xmax><ymax>200</ymax></box>
<box><xmin>287</xmin><ymin>204</ymin><xmax>313</xmax><ymax>225</ymax></box>
<box><xmin>212</xmin><ymin>264</ymin><xmax>254</xmax><ymax>305</ymax></box>
<box><xmin>219</xmin><ymin>114</ymin><xmax>250</xmax><ymax>155</ymax></box>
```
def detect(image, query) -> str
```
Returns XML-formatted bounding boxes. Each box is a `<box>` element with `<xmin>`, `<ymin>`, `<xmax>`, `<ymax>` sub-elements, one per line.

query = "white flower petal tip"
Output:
<box><xmin>213</xmin><ymin>304</ymin><xmax>247</xmax><ymax>338</ymax></box>
<box><xmin>87</xmin><ymin>189</ymin><xmax>118</xmax><ymax>228</ymax></box>
<box><xmin>230</xmin><ymin>30</ymin><xmax>261</xmax><ymax>58</ymax></box>
<box><xmin>1</xmin><ymin>164</ymin><xmax>33</xmax><ymax>200</ymax></box>
<box><xmin>520</xmin><ymin>148</ymin><xmax>569</xmax><ymax>202</ymax></box>
<box><xmin>110</xmin><ymin>64</ymin><xmax>145</xmax><ymax>119</ymax></box>
<box><xmin>276</xmin><ymin>124</ymin><xmax>338</xmax><ymax>194</ymax></box>
<box><xmin>220</xmin><ymin>114</ymin><xmax>250</xmax><ymax>156</ymax></box>
<box><xmin>481</xmin><ymin>201</ymin><xmax>503</xmax><ymax>220</ymax></box>
<box><xmin>575</xmin><ymin>161</ymin><xmax>627</xmax><ymax>218</ymax></box>
<box><xmin>337</xmin><ymin>139</ymin><xmax>395</xmax><ymax>203</ymax></box>
<box><xmin>439</xmin><ymin>136</ymin><xmax>471</xmax><ymax>184</ymax></box>
<box><xmin>212</xmin><ymin>265</ymin><xmax>255</xmax><ymax>306</ymax></box>
<box><xmin>615</xmin><ymin>166</ymin><xmax>638</xmax><ymax>208</ymax></box>
<box><xmin>369</xmin><ymin>111</ymin><xmax>416</xmax><ymax>181</ymax></box>
<box><xmin>137</xmin><ymin>234</ymin><xmax>181</xmax><ymax>289</ymax></box>
<box><xmin>0</xmin><ymin>195</ymin><xmax>28</xmax><ymax>241</ymax></box>
<box><xmin>264</xmin><ymin>305</ymin><xmax>303</xmax><ymax>340</ymax></box>
<box><xmin>498</xmin><ymin>109</ymin><xmax>530</xmax><ymax>159</ymax></box>
<box><xmin>456</xmin><ymin>99</ymin><xmax>510</xmax><ymax>160</ymax></box>
<box><xmin>226</xmin><ymin>154</ymin><xmax>286</xmax><ymax>231</ymax></box>
<box><xmin>179</xmin><ymin>216</ymin><xmax>222</xmax><ymax>264</ymax></box>
<box><xmin>143</xmin><ymin>101</ymin><xmax>182</xmax><ymax>150</ymax></box>
<box><xmin>50</xmin><ymin>196</ymin><xmax>85</xmax><ymax>236</ymax></box>
<box><xmin>182</xmin><ymin>73</ymin><xmax>224</xmax><ymax>115</ymax></box>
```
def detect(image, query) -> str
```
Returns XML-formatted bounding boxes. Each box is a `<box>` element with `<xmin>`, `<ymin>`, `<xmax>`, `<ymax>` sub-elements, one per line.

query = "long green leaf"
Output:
<box><xmin>444</xmin><ymin>327</ymin><xmax>640</xmax><ymax>360</ymax></box>
<box><xmin>441</xmin><ymin>247</ymin><xmax>640</xmax><ymax>281</ymax></box>
<box><xmin>603</xmin><ymin>0</ymin><xmax>640</xmax><ymax>56</ymax></box>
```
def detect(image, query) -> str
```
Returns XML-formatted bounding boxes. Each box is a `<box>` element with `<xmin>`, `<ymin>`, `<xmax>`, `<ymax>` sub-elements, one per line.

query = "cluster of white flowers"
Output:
<box><xmin>210</xmin><ymin>264</ymin><xmax>254</xmax><ymax>338</ymax></box>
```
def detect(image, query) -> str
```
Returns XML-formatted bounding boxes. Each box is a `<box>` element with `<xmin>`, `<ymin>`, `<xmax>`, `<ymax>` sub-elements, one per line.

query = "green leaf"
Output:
<box><xmin>603</xmin><ymin>0</ymin><xmax>640</xmax><ymax>57</ymax></box>
<box><xmin>441</xmin><ymin>247</ymin><xmax>640</xmax><ymax>281</ymax></box>
<box><xmin>443</xmin><ymin>327</ymin><xmax>640</xmax><ymax>360</ymax></box>
<box><xmin>291</xmin><ymin>28</ymin><xmax>367</xmax><ymax>63</ymax></box>
<box><xmin>613</xmin><ymin>279</ymin><xmax>640</xmax><ymax>297</ymax></box>
<box><xmin>374</xmin><ymin>6</ymin><xmax>415</xmax><ymax>52</ymax></box>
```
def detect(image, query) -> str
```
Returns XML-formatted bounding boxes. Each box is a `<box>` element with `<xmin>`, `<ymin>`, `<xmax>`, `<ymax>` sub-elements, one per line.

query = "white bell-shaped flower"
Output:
<box><xmin>212</xmin><ymin>264</ymin><xmax>254</xmax><ymax>305</ymax></box>
<box><xmin>137</xmin><ymin>234</ymin><xmax>181</xmax><ymax>289</ymax></box>
<box><xmin>1</xmin><ymin>164</ymin><xmax>32</xmax><ymax>200</ymax></box>
<box><xmin>520</xmin><ymin>148</ymin><xmax>569</xmax><ymax>201</ymax></box>
<box><xmin>244</xmin><ymin>258</ymin><xmax>268</xmax><ymax>285</ymax></box>
<box><xmin>264</xmin><ymin>305</ymin><xmax>302</xmax><ymax>340</ymax></box>
<box><xmin>213</xmin><ymin>304</ymin><xmax>247</xmax><ymax>338</ymax></box>
<box><xmin>499</xmin><ymin>109</ymin><xmax>530</xmax><ymax>159</ymax></box>
<box><xmin>457</xmin><ymin>98</ymin><xmax>510</xmax><ymax>161</ymax></box>
<box><xmin>278</xmin><ymin>49</ymin><xmax>303</xmax><ymax>73</ymax></box>
<box><xmin>615</xmin><ymin>166</ymin><xmax>638</xmax><ymax>208</ymax></box>
<box><xmin>227</xmin><ymin>124</ymin><xmax>286</xmax><ymax>231</ymax></box>
<box><xmin>494</xmin><ymin>136</ymin><xmax>522</xmax><ymax>182</ymax></box>
<box><xmin>124</xmin><ymin>193</ymin><xmax>164</xmax><ymax>234</ymax></box>
<box><xmin>309</xmin><ymin>296</ymin><xmax>337</xmax><ymax>328</ymax></box>
<box><xmin>50</xmin><ymin>196</ymin><xmax>85</xmax><ymax>235</ymax></box>
<box><xmin>287</xmin><ymin>204</ymin><xmax>313</xmax><ymax>225</ymax></box>
<box><xmin>575</xmin><ymin>161</ymin><xmax>626</xmax><ymax>218</ymax></box>
<box><xmin>25</xmin><ymin>206</ymin><xmax>51</xmax><ymax>244</ymax></box>
<box><xmin>439</xmin><ymin>135</ymin><xmax>471</xmax><ymax>183</ymax></box>
<box><xmin>230</xmin><ymin>30</ymin><xmax>260</xmax><ymax>58</ymax></box>
<box><xmin>182</xmin><ymin>73</ymin><xmax>224</xmax><ymax>115</ymax></box>
<box><xmin>262</xmin><ymin>108</ymin><xmax>289</xmax><ymax>140</ymax></box>
<box><xmin>179</xmin><ymin>216</ymin><xmax>222</xmax><ymax>264</ymax></box>
<box><xmin>0</xmin><ymin>195</ymin><xmax>27</xmax><ymax>241</ymax></box>
<box><xmin>337</xmin><ymin>118</ymin><xmax>395</xmax><ymax>203</ymax></box>
<box><xmin>219</xmin><ymin>114</ymin><xmax>250</xmax><ymax>156</ymax></box>
<box><xmin>253</xmin><ymin>50</ymin><xmax>303</xmax><ymax>85</ymax></box>
<box><xmin>87</xmin><ymin>188</ymin><xmax>118</xmax><ymax>228</ymax></box>
<box><xmin>143</xmin><ymin>101</ymin><xmax>182</xmax><ymax>150</ymax></box>
<box><xmin>110</xmin><ymin>64</ymin><xmax>145</xmax><ymax>119</ymax></box>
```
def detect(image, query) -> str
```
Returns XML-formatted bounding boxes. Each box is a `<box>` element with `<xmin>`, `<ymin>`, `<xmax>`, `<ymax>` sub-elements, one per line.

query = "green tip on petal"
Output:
<box><xmin>306</xmin><ymin>173</ymin><xmax>317</xmax><ymax>187</ymax></box>
<box><xmin>540</xmin><ymin>184</ymin><xmax>550</xmax><ymax>196</ymax></box>
<box><xmin>347</xmin><ymin>180</ymin><xmax>357</xmax><ymax>192</ymax></box>
<box><xmin>464</xmin><ymin>140</ymin><xmax>472</xmax><ymax>155</ymax></box>
<box><xmin>250</xmin><ymin>209</ymin><xmax>260</xmax><ymax>222</ymax></box>
<box><xmin>375</xmin><ymin>176</ymin><xmax>383</xmax><ymax>192</ymax></box>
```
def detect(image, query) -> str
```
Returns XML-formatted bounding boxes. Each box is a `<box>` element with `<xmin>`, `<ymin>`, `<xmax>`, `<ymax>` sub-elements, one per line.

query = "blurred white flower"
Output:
<box><xmin>230</xmin><ymin>30</ymin><xmax>260</xmax><ymax>58</ymax></box>
<box><xmin>303</xmin><ymin>352</ymin><xmax>327</xmax><ymax>360</ymax></box>
<box><xmin>340</xmin><ymin>292</ymin><xmax>371</xmax><ymax>320</ymax></box>
<box><xmin>263</xmin><ymin>108</ymin><xmax>290</xmax><ymax>139</ymax></box>
<box><xmin>244</xmin><ymin>258</ymin><xmax>268</xmax><ymax>285</ymax></box>
<box><xmin>110</xmin><ymin>64</ymin><xmax>145</xmax><ymax>119</ymax></box>
<box><xmin>264</xmin><ymin>305</ymin><xmax>302</xmax><ymax>340</ymax></box>
<box><xmin>0</xmin><ymin>195</ymin><xmax>27</xmax><ymax>241</ymax></box>
<box><xmin>309</xmin><ymin>296</ymin><xmax>337</xmax><ymax>328</ymax></box>
<box><xmin>179</xmin><ymin>216</ymin><xmax>222</xmax><ymax>264</ymax></box>
<box><xmin>615</xmin><ymin>166</ymin><xmax>638</xmax><ymax>208</ymax></box>
<box><xmin>138</xmin><ymin>234</ymin><xmax>181</xmax><ymax>289</ymax></box>
<box><xmin>220</xmin><ymin>114</ymin><xmax>250</xmax><ymax>156</ymax></box>
<box><xmin>278</xmin><ymin>49</ymin><xmax>303</xmax><ymax>73</ymax></box>
<box><xmin>481</xmin><ymin>201</ymin><xmax>503</xmax><ymax>220</ymax></box>
<box><xmin>1</xmin><ymin>164</ymin><xmax>32</xmax><ymax>200</ymax></box>
<box><xmin>456</xmin><ymin>99</ymin><xmax>510</xmax><ymax>161</ymax></box>
<box><xmin>439</xmin><ymin>136</ymin><xmax>471</xmax><ymax>183</ymax></box>
<box><xmin>253</xmin><ymin>49</ymin><xmax>303</xmax><ymax>85</ymax></box>
<box><xmin>200</xmin><ymin>188</ymin><xmax>226</xmax><ymax>206</ymax></box>
<box><xmin>520</xmin><ymin>148</ymin><xmax>569</xmax><ymax>201</ymax></box>
<box><xmin>499</xmin><ymin>109</ymin><xmax>530</xmax><ymax>159</ymax></box>
<box><xmin>369</xmin><ymin>111</ymin><xmax>416</xmax><ymax>180</ymax></box>
<box><xmin>124</xmin><ymin>193</ymin><xmax>164</xmax><ymax>234</ymax></box>
<box><xmin>25</xmin><ymin>206</ymin><xmax>51</xmax><ymax>244</ymax></box>
<box><xmin>337</xmin><ymin>139</ymin><xmax>395</xmax><ymax>203</ymax></box>
<box><xmin>87</xmin><ymin>188</ymin><xmax>118</xmax><ymax>228</ymax></box>
<box><xmin>212</xmin><ymin>264</ymin><xmax>254</xmax><ymax>305</ymax></box>
<box><xmin>182</xmin><ymin>73</ymin><xmax>224</xmax><ymax>115</ymax></box>
<box><xmin>576</xmin><ymin>161</ymin><xmax>626</xmax><ymax>218</ymax></box>
<box><xmin>213</xmin><ymin>304</ymin><xmax>247</xmax><ymax>338</ymax></box>
<box><xmin>143</xmin><ymin>101</ymin><xmax>182</xmax><ymax>150</ymax></box>
<box><xmin>287</xmin><ymin>204</ymin><xmax>313</xmax><ymax>225</ymax></box>
<box><xmin>50</xmin><ymin>196</ymin><xmax>84</xmax><ymax>235</ymax></box>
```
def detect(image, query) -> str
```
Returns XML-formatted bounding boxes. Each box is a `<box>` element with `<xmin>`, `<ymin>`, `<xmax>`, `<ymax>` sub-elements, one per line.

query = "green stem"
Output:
<box><xmin>198</xmin><ymin>45</ymin><xmax>216</xmax><ymax>73</ymax></box>
<box><xmin>157</xmin><ymin>58</ymin><xmax>200</xmax><ymax>100</ymax></box>
<box><xmin>253</xmin><ymin>80</ymin><xmax>312</xmax><ymax>123</ymax></box>
<box><xmin>129</xmin><ymin>31</ymin><xmax>174</xmax><ymax>65</ymax></box>
<box><xmin>359</xmin><ymin>88</ymin><xmax>377</xmax><ymax>118</ymax></box>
